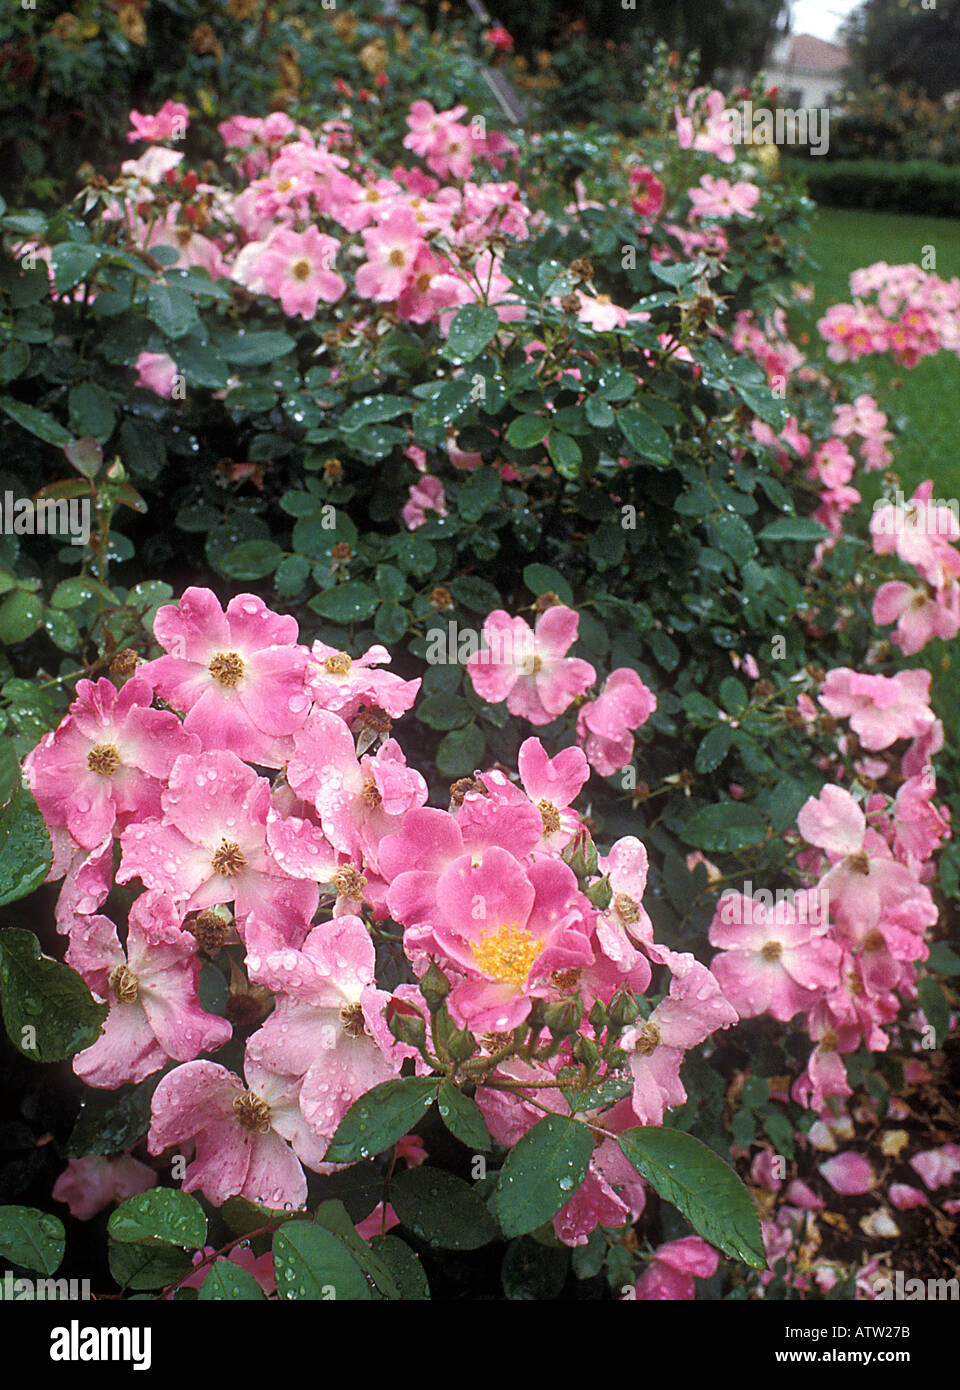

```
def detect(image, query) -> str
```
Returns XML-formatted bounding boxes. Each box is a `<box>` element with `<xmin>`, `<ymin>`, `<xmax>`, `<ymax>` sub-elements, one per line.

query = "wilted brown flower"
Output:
<box><xmin>190</xmin><ymin>23</ymin><xmax>224</xmax><ymax>58</ymax></box>
<box><xmin>358</xmin><ymin>37</ymin><xmax>388</xmax><ymax>75</ymax></box>
<box><xmin>117</xmin><ymin>4</ymin><xmax>146</xmax><ymax>44</ymax></box>
<box><xmin>332</xmin><ymin>11</ymin><xmax>358</xmax><ymax>42</ymax></box>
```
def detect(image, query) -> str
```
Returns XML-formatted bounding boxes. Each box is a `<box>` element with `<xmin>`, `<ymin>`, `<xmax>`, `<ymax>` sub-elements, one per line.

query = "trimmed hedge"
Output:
<box><xmin>789</xmin><ymin>157</ymin><xmax>960</xmax><ymax>218</ymax></box>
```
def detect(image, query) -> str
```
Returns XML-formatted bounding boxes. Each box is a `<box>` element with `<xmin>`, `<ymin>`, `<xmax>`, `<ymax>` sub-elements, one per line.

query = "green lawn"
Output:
<box><xmin>803</xmin><ymin>208</ymin><xmax>960</xmax><ymax>496</ymax></box>
<box><xmin>802</xmin><ymin>208</ymin><xmax>960</xmax><ymax>755</ymax></box>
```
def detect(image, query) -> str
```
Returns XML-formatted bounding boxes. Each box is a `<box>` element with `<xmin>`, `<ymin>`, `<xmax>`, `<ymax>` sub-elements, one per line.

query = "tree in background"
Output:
<box><xmin>841</xmin><ymin>0</ymin><xmax>960</xmax><ymax>98</ymax></box>
<box><xmin>426</xmin><ymin>0</ymin><xmax>789</xmax><ymax>82</ymax></box>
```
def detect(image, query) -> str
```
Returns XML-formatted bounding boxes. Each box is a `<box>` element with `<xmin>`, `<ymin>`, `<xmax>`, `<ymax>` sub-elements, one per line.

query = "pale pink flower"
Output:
<box><xmin>67</xmin><ymin>891</ymin><xmax>232</xmax><ymax>1087</ymax></box>
<box><xmin>576</xmin><ymin>668</ymin><xmax>656</xmax><ymax>775</ymax></box>
<box><xmin>232</xmin><ymin>226</ymin><xmax>345</xmax><ymax>318</ymax></box>
<box><xmin>52</xmin><ymin>1155</ymin><xmax>156</xmax><ymax>1221</ymax></box>
<box><xmin>24</xmin><ymin>675</ymin><xmax>198</xmax><ymax>851</ymax></box>
<box><xmin>355</xmin><ymin>207</ymin><xmax>425</xmax><ymax>301</ymax></box>
<box><xmin>134</xmin><ymin>351</ymin><xmax>179</xmax><ymax>398</ymax></box>
<box><xmin>118</xmin><ymin>749</ymin><xmax>318</xmax><ymax>944</ymax></box>
<box><xmin>144</xmin><ymin>587</ymin><xmax>311</xmax><ymax>766</ymax></box>
<box><xmin>127</xmin><ymin>101</ymin><xmax>188</xmax><ymax>144</ymax></box>
<box><xmin>147</xmin><ymin>1059</ymin><xmax>315</xmax><ymax>1210</ymax></box>
<box><xmin>402</xmin><ymin>475</ymin><xmax>448</xmax><ymax>529</ymax></box>
<box><xmin>634</xmin><ymin>1236</ymin><xmax>719</xmax><ymax>1300</ymax></box>
<box><xmin>465</xmin><ymin>606</ymin><xmax>596</xmax><ymax>726</ymax></box>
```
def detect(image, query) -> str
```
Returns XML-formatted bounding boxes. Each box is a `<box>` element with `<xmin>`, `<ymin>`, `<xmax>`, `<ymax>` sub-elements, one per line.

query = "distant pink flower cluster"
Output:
<box><xmin>710</xmin><ymin>666</ymin><xmax>946</xmax><ymax>1119</ymax></box>
<box><xmin>871</xmin><ymin>481</ymin><xmax>960</xmax><ymax>653</ymax></box>
<box><xmin>23</xmin><ymin>586</ymin><xmax>733</xmax><ymax>1246</ymax></box>
<box><xmin>818</xmin><ymin>263</ymin><xmax>960</xmax><ymax>367</ymax></box>
<box><xmin>97</xmin><ymin>100</ymin><xmax>528</xmax><ymax>333</ymax></box>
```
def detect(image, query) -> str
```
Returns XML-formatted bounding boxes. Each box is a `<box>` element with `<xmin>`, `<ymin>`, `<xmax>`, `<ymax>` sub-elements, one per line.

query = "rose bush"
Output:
<box><xmin>0</xmin><ymin>38</ymin><xmax>958</xmax><ymax>1301</ymax></box>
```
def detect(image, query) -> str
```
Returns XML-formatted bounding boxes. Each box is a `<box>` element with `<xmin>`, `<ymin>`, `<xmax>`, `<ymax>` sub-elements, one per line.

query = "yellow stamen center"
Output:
<box><xmin>233</xmin><ymin>1091</ymin><xmax>271</xmax><ymax>1132</ymax></box>
<box><xmin>333</xmin><ymin>866</ymin><xmax>367</xmax><ymax>899</ymax></box>
<box><xmin>108</xmin><ymin>963</ymin><xmax>139</xmax><ymax>1003</ymax></box>
<box><xmin>87</xmin><ymin>743</ymin><xmax>121</xmax><ymax>777</ymax></box>
<box><xmin>340</xmin><ymin>1002</ymin><xmax>365</xmax><ymax>1037</ymax></box>
<box><xmin>211</xmin><ymin>840</ymin><xmax>247</xmax><ymax>876</ymax></box>
<box><xmin>537</xmin><ymin>799</ymin><xmax>561</xmax><ymax>835</ymax></box>
<box><xmin>614</xmin><ymin>893</ymin><xmax>640</xmax><ymax>924</ymax></box>
<box><xmin>761</xmin><ymin>940</ymin><xmax>782</xmax><ymax>962</ymax></box>
<box><xmin>635</xmin><ymin>1020</ymin><xmax>661</xmax><ymax>1056</ymax></box>
<box><xmin>291</xmin><ymin>259</ymin><xmax>312</xmax><ymax>281</ymax></box>
<box><xmin>208</xmin><ymin>651</ymin><xmax>245</xmax><ymax>687</ymax></box>
<box><xmin>323</xmin><ymin>651</ymin><xmax>353</xmax><ymax>675</ymax></box>
<box><xmin>470</xmin><ymin>921</ymin><xmax>543</xmax><ymax>987</ymax></box>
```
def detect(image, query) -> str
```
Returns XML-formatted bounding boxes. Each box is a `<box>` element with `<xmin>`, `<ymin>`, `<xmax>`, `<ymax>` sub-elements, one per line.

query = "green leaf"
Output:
<box><xmin>108</xmin><ymin>1239</ymin><xmax>193</xmax><ymax>1291</ymax></box>
<box><xmin>457</xmin><ymin>467</ymin><xmax>501</xmax><ymax>522</ymax></box>
<box><xmin>695</xmin><ymin>723</ymin><xmax>733</xmax><ymax>774</ymax></box>
<box><xmin>50</xmin><ymin>577</ymin><xmax>96</xmax><ymax>610</ymax></box>
<box><xmin>416</xmin><ymin>694</ymin><xmax>473</xmax><ymax>731</ymax></box>
<box><xmin>339</xmin><ymin>394</ymin><xmax>408</xmax><ymax>431</ymax></box>
<box><xmin>927</xmin><ymin>942</ymin><xmax>960</xmax><ymax>977</ymax></box>
<box><xmin>618</xmin><ymin>407</ymin><xmax>671</xmax><ymax>466</ymax></box>
<box><xmin>496</xmin><ymin>1115</ymin><xmax>593</xmax><ymax>1238</ymax></box>
<box><xmin>619</xmin><ymin>1126</ymin><xmax>765</xmax><ymax>1268</ymax></box>
<box><xmin>64</xmin><ymin>437</ymin><xmax>103</xmax><ymax>479</ymax></box>
<box><xmin>146</xmin><ymin>281</ymin><xmax>198</xmax><ymax>340</ymax></box>
<box><xmin>324</xmin><ymin>1078</ymin><xmax>438</xmax><ymax>1164</ymax></box>
<box><xmin>502</xmin><ymin>1235</ymin><xmax>569</xmax><ymax>1300</ymax></box>
<box><xmin>719</xmin><ymin>676</ymin><xmax>748</xmax><ymax>715</ymax></box>
<box><xmin>368</xmin><ymin>1235</ymin><xmax>430</xmax><ymax>1300</ymax></box>
<box><xmin>0</xmin><ymin>395</ymin><xmax>70</xmax><ymax>446</ymax></box>
<box><xmin>313</xmin><ymin>1200</ymin><xmax>400</xmax><ymax>1300</ymax></box>
<box><xmin>390</xmin><ymin>1167</ymin><xmax>497</xmax><ymax>1250</ymax></box>
<box><xmin>522</xmin><ymin>563</ymin><xmax>573</xmax><ymax>606</ymax></box>
<box><xmin>218</xmin><ymin>539</ymin><xmax>283</xmax><ymax>581</ymax></box>
<box><xmin>0</xmin><ymin>1206</ymin><xmax>65</xmax><ymax>1275</ymax></box>
<box><xmin>0</xmin><ymin>927</ymin><xmax>105</xmax><ymax>1060</ymax></box>
<box><xmin>918</xmin><ymin>977</ymin><xmax>950</xmax><ymax>1049</ymax></box>
<box><xmin>0</xmin><ymin>591</ymin><xmax>44</xmax><ymax>644</ymax></box>
<box><xmin>507</xmin><ymin>414</ymin><xmax>550</xmax><ymax>449</ymax></box>
<box><xmin>198</xmin><ymin>1259</ymin><xmax>266</xmax><ymax>1300</ymax></box>
<box><xmin>374</xmin><ymin>601</ymin><xmax>408</xmax><ymax>645</ymax></box>
<box><xmin>547</xmin><ymin>431</ymin><xmax>582</xmax><ymax>477</ymax></box>
<box><xmin>309</xmin><ymin>581</ymin><xmax>379</xmax><ymax>624</ymax></box>
<box><xmin>437</xmin><ymin>1082</ymin><xmax>492</xmax><ymax>1150</ymax></box>
<box><xmin>758</xmin><ymin>517</ymin><xmax>830</xmax><ymax>542</ymax></box>
<box><xmin>68</xmin><ymin>382</ymin><xmax>115</xmax><ymax>443</ymax></box>
<box><xmin>108</xmin><ymin>1190</ymin><xmax>207</xmax><ymax>1249</ymax></box>
<box><xmin>0</xmin><ymin>783</ymin><xmax>52</xmax><ymax>905</ymax></box>
<box><xmin>445</xmin><ymin>304</ymin><xmax>500</xmax><ymax>361</ymax></box>
<box><xmin>66</xmin><ymin>1077</ymin><xmax>161</xmax><ymax>1158</ymax></box>
<box><xmin>707</xmin><ymin>511</ymin><xmax>756</xmax><ymax>565</ymax></box>
<box><xmin>50</xmin><ymin>243</ymin><xmax>101</xmax><ymax>294</ymax></box>
<box><xmin>680</xmin><ymin>802</ymin><xmax>768</xmax><ymax>852</ymax></box>
<box><xmin>0</xmin><ymin>736</ymin><xmax>18</xmax><ymax>804</ymax></box>
<box><xmin>436</xmin><ymin>723</ymin><xmax>484</xmax><ymax>778</ymax></box>
<box><xmin>585</xmin><ymin>395</ymin><xmax>615</xmax><ymax>428</ymax></box>
<box><xmin>220</xmin><ymin>330</ymin><xmax>297</xmax><ymax>366</ymax></box>
<box><xmin>273</xmin><ymin>1220</ymin><xmax>372</xmax><ymax>1300</ymax></box>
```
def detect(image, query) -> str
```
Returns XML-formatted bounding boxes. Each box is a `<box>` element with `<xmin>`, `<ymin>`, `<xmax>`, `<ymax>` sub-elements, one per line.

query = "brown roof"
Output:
<box><xmin>785</xmin><ymin>33</ymin><xmax>850</xmax><ymax>72</ymax></box>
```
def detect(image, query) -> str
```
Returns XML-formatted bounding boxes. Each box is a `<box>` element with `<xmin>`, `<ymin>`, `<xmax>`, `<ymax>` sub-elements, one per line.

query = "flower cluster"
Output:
<box><xmin>709</xmin><ymin>665</ymin><xmax>946</xmax><ymax>1119</ymax></box>
<box><xmin>818</xmin><ymin>263</ymin><xmax>960</xmax><ymax>367</ymax></box>
<box><xmin>26</xmin><ymin>587</ymin><xmax>729</xmax><ymax>1244</ymax></box>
